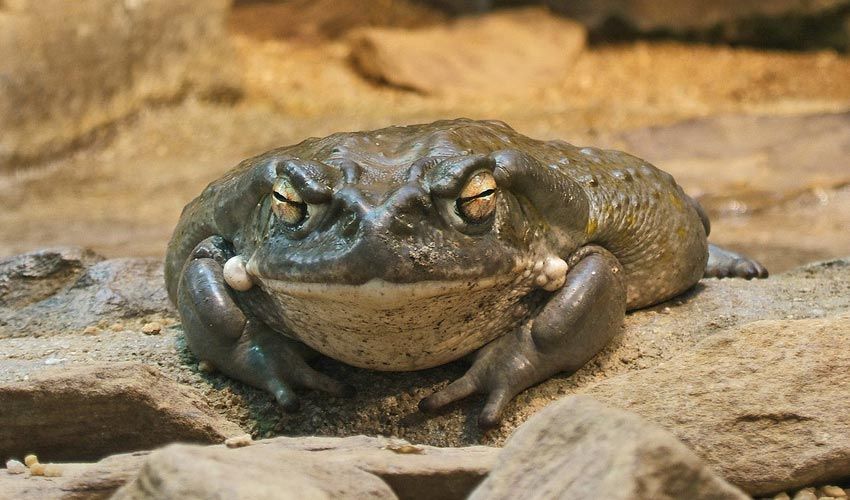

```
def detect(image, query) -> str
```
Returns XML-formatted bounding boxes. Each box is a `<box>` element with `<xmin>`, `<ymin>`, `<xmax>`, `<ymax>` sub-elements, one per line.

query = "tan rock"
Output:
<box><xmin>0</xmin><ymin>0</ymin><xmax>240</xmax><ymax>170</ymax></box>
<box><xmin>0</xmin><ymin>362</ymin><xmax>243</xmax><ymax>462</ymax></box>
<box><xmin>0</xmin><ymin>435</ymin><xmax>497</xmax><ymax>499</ymax></box>
<box><xmin>471</xmin><ymin>395</ymin><xmax>747</xmax><ymax>500</ymax></box>
<box><xmin>349</xmin><ymin>7</ymin><xmax>585</xmax><ymax>95</ymax></box>
<box><xmin>583</xmin><ymin>314</ymin><xmax>850</xmax><ymax>496</ymax></box>
<box><xmin>113</xmin><ymin>443</ymin><xmax>398</xmax><ymax>500</ymax></box>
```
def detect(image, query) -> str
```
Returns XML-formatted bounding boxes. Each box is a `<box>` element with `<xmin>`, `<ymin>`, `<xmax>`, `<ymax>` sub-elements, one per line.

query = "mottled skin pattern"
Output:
<box><xmin>165</xmin><ymin>119</ymin><xmax>767</xmax><ymax>427</ymax></box>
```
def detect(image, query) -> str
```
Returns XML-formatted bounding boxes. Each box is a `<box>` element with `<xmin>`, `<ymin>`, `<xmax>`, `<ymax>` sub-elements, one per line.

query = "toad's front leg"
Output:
<box><xmin>419</xmin><ymin>246</ymin><xmax>626</xmax><ymax>428</ymax></box>
<box><xmin>177</xmin><ymin>236</ymin><xmax>353</xmax><ymax>411</ymax></box>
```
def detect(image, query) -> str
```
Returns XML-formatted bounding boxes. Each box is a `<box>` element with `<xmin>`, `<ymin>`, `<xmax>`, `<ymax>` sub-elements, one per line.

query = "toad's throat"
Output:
<box><xmin>257</xmin><ymin>276</ymin><xmax>532</xmax><ymax>371</ymax></box>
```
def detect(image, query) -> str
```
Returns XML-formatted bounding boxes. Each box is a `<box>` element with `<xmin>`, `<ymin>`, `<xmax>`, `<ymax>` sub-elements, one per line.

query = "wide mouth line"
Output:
<box><xmin>258</xmin><ymin>275</ymin><xmax>513</xmax><ymax>302</ymax></box>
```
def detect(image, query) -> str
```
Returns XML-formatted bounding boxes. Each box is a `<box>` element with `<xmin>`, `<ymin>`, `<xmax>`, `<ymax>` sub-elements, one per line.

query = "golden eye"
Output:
<box><xmin>272</xmin><ymin>177</ymin><xmax>307</xmax><ymax>226</ymax></box>
<box><xmin>456</xmin><ymin>171</ymin><xmax>497</xmax><ymax>224</ymax></box>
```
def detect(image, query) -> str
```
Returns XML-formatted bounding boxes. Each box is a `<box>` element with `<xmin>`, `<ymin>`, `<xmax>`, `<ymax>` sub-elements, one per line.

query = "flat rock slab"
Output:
<box><xmin>0</xmin><ymin>0</ymin><xmax>238</xmax><ymax>169</ymax></box>
<box><xmin>471</xmin><ymin>396</ymin><xmax>747</xmax><ymax>500</ymax></box>
<box><xmin>583</xmin><ymin>313</ymin><xmax>850</xmax><ymax>496</ymax></box>
<box><xmin>0</xmin><ymin>247</ymin><xmax>173</xmax><ymax>337</ymax></box>
<box><xmin>349</xmin><ymin>7</ymin><xmax>586</xmax><ymax>94</ymax></box>
<box><xmin>0</xmin><ymin>362</ymin><xmax>243</xmax><ymax>462</ymax></box>
<box><xmin>0</xmin><ymin>436</ymin><xmax>497</xmax><ymax>500</ymax></box>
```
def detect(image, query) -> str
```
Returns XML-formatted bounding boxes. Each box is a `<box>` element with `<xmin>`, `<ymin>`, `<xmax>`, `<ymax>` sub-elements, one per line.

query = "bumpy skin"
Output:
<box><xmin>165</xmin><ymin>119</ymin><xmax>767</xmax><ymax>427</ymax></box>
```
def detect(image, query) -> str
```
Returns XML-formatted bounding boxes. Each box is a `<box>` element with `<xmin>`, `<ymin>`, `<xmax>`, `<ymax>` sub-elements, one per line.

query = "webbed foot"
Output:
<box><xmin>177</xmin><ymin>236</ymin><xmax>353</xmax><ymax>410</ymax></box>
<box><xmin>419</xmin><ymin>246</ymin><xmax>626</xmax><ymax>428</ymax></box>
<box><xmin>705</xmin><ymin>243</ymin><xmax>769</xmax><ymax>279</ymax></box>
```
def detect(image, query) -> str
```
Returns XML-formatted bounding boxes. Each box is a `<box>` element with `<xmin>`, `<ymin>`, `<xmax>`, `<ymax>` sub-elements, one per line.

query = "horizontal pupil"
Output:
<box><xmin>459</xmin><ymin>189</ymin><xmax>495</xmax><ymax>203</ymax></box>
<box><xmin>273</xmin><ymin>192</ymin><xmax>306</xmax><ymax>208</ymax></box>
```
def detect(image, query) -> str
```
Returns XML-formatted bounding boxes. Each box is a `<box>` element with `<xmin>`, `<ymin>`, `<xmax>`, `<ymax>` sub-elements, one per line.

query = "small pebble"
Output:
<box><xmin>5</xmin><ymin>459</ymin><xmax>26</xmax><ymax>474</ymax></box>
<box><xmin>24</xmin><ymin>454</ymin><xmax>38</xmax><ymax>467</ymax></box>
<box><xmin>198</xmin><ymin>360</ymin><xmax>216</xmax><ymax>374</ymax></box>
<box><xmin>773</xmin><ymin>493</ymin><xmax>791</xmax><ymax>500</ymax></box>
<box><xmin>225</xmin><ymin>434</ymin><xmax>253</xmax><ymax>448</ymax></box>
<box><xmin>109</xmin><ymin>322</ymin><xmax>124</xmax><ymax>332</ymax></box>
<box><xmin>43</xmin><ymin>464</ymin><xmax>63</xmax><ymax>477</ymax></box>
<box><xmin>29</xmin><ymin>463</ymin><xmax>46</xmax><ymax>476</ymax></box>
<box><xmin>141</xmin><ymin>322</ymin><xmax>162</xmax><ymax>335</ymax></box>
<box><xmin>793</xmin><ymin>488</ymin><xmax>817</xmax><ymax>500</ymax></box>
<box><xmin>384</xmin><ymin>443</ymin><xmax>423</xmax><ymax>454</ymax></box>
<box><xmin>82</xmin><ymin>325</ymin><xmax>99</xmax><ymax>335</ymax></box>
<box><xmin>820</xmin><ymin>486</ymin><xmax>846</xmax><ymax>498</ymax></box>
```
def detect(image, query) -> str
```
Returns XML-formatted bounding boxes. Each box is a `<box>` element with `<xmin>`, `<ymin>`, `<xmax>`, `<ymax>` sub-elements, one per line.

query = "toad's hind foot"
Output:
<box><xmin>705</xmin><ymin>243</ymin><xmax>768</xmax><ymax>280</ymax></box>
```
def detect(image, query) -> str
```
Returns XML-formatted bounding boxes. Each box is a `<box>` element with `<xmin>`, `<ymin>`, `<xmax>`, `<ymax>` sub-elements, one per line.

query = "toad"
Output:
<box><xmin>165</xmin><ymin>119</ymin><xmax>766</xmax><ymax>427</ymax></box>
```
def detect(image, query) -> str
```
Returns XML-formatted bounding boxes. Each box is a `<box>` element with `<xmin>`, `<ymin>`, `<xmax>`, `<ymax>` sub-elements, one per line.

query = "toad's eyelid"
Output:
<box><xmin>276</xmin><ymin>159</ymin><xmax>336</xmax><ymax>204</ymax></box>
<box><xmin>426</xmin><ymin>155</ymin><xmax>495</xmax><ymax>197</ymax></box>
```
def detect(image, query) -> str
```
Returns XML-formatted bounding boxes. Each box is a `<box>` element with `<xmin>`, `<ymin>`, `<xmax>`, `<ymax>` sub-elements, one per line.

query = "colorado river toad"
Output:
<box><xmin>165</xmin><ymin>119</ymin><xmax>767</xmax><ymax>427</ymax></box>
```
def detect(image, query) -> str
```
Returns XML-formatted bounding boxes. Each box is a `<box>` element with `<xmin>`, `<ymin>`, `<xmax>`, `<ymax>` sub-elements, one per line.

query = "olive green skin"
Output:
<box><xmin>164</xmin><ymin>119</ymin><xmax>763</xmax><ymax>426</ymax></box>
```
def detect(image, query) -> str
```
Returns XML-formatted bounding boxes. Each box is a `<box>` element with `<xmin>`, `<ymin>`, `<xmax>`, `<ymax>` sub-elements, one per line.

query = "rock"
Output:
<box><xmin>470</xmin><ymin>395</ymin><xmax>747</xmax><ymax>500</ymax></box>
<box><xmin>0</xmin><ymin>451</ymin><xmax>149</xmax><ymax>499</ymax></box>
<box><xmin>820</xmin><ymin>485</ymin><xmax>848</xmax><ymax>497</ymax></box>
<box><xmin>582</xmin><ymin>313</ymin><xmax>850</xmax><ymax>496</ymax></box>
<box><xmin>113</xmin><ymin>443</ymin><xmax>398</xmax><ymax>499</ymax></box>
<box><xmin>547</xmin><ymin>0</ymin><xmax>850</xmax><ymax>50</ymax></box>
<box><xmin>0</xmin><ymin>247</ymin><xmax>173</xmax><ymax>337</ymax></box>
<box><xmin>0</xmin><ymin>0</ymin><xmax>240</xmax><ymax>170</ymax></box>
<box><xmin>0</xmin><ymin>362</ymin><xmax>243</xmax><ymax>462</ymax></box>
<box><xmin>349</xmin><ymin>7</ymin><xmax>585</xmax><ymax>94</ymax></box>
<box><xmin>4</xmin><ymin>459</ymin><xmax>26</xmax><ymax>474</ymax></box>
<box><xmin>0</xmin><ymin>436</ymin><xmax>496</xmax><ymax>499</ymax></box>
<box><xmin>793</xmin><ymin>488</ymin><xmax>818</xmax><ymax>500</ymax></box>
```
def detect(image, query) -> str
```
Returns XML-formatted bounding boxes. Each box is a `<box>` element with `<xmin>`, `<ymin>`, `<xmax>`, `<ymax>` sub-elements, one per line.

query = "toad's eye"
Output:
<box><xmin>456</xmin><ymin>171</ymin><xmax>497</xmax><ymax>224</ymax></box>
<box><xmin>272</xmin><ymin>177</ymin><xmax>307</xmax><ymax>226</ymax></box>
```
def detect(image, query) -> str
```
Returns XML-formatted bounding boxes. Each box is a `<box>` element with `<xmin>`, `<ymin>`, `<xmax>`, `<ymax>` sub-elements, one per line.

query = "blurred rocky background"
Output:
<box><xmin>1</xmin><ymin>1</ymin><xmax>849</xmax><ymax>498</ymax></box>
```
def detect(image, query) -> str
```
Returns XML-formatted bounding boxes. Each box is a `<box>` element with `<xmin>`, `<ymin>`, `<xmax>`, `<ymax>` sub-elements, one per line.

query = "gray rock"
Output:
<box><xmin>0</xmin><ymin>362</ymin><xmax>244</xmax><ymax>462</ymax></box>
<box><xmin>0</xmin><ymin>0</ymin><xmax>240</xmax><ymax>170</ymax></box>
<box><xmin>349</xmin><ymin>8</ymin><xmax>585</xmax><ymax>94</ymax></box>
<box><xmin>582</xmin><ymin>313</ymin><xmax>850</xmax><ymax>496</ymax></box>
<box><xmin>0</xmin><ymin>247</ymin><xmax>173</xmax><ymax>337</ymax></box>
<box><xmin>470</xmin><ymin>395</ymin><xmax>748</xmax><ymax>500</ymax></box>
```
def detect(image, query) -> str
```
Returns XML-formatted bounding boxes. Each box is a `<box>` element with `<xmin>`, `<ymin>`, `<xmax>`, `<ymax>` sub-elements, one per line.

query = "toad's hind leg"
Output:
<box><xmin>177</xmin><ymin>236</ymin><xmax>353</xmax><ymax>411</ymax></box>
<box><xmin>705</xmin><ymin>243</ymin><xmax>769</xmax><ymax>279</ymax></box>
<box><xmin>419</xmin><ymin>246</ymin><xmax>626</xmax><ymax>428</ymax></box>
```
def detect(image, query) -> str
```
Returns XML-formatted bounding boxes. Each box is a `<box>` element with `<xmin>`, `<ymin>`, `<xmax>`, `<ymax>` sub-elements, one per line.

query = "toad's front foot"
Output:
<box><xmin>419</xmin><ymin>246</ymin><xmax>627</xmax><ymax>428</ymax></box>
<box><xmin>177</xmin><ymin>236</ymin><xmax>354</xmax><ymax>411</ymax></box>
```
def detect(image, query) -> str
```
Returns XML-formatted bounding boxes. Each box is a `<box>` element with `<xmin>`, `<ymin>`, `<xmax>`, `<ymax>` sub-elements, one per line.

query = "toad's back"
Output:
<box><xmin>535</xmin><ymin>142</ymin><xmax>709</xmax><ymax>309</ymax></box>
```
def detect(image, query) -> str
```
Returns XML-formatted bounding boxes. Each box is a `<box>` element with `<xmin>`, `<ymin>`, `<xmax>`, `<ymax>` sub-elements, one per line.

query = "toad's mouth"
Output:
<box><xmin>257</xmin><ymin>275</ymin><xmax>517</xmax><ymax>308</ymax></box>
<box><xmin>253</xmin><ymin>274</ymin><xmax>535</xmax><ymax>371</ymax></box>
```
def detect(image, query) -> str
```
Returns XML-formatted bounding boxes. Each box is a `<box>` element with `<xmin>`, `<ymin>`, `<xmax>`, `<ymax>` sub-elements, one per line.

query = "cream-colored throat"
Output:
<box><xmin>258</xmin><ymin>276</ymin><xmax>533</xmax><ymax>371</ymax></box>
